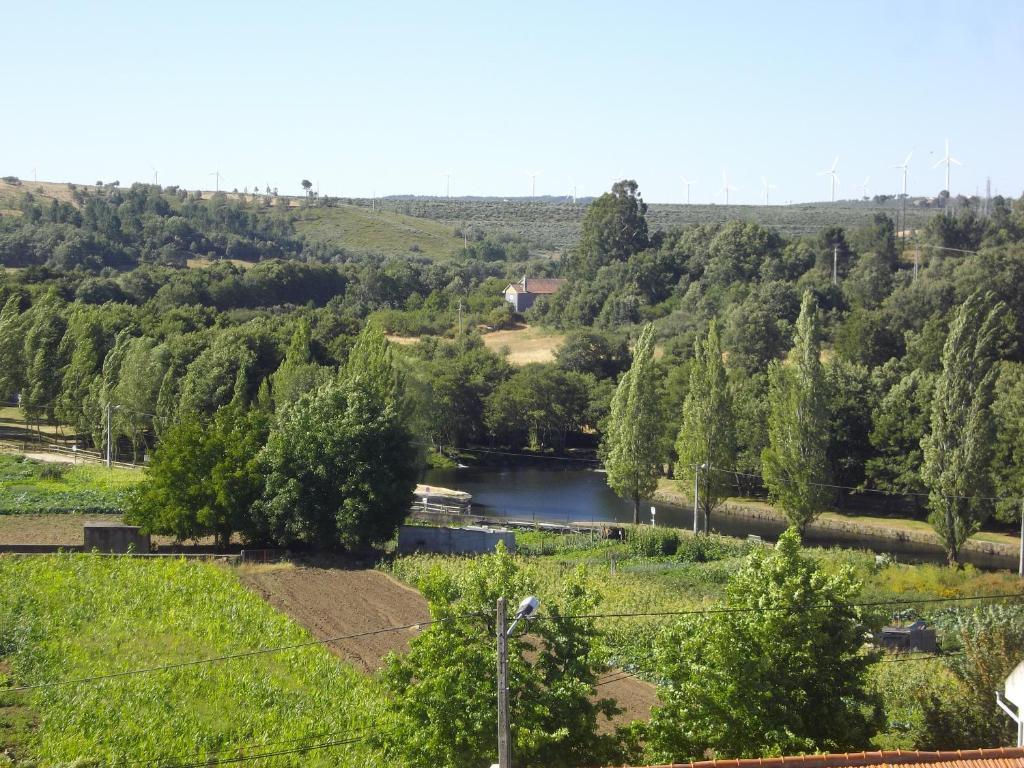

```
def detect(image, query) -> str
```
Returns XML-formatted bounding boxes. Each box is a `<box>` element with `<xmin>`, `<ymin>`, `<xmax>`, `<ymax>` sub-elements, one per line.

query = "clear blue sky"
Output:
<box><xmin>2</xmin><ymin>1</ymin><xmax>1021</xmax><ymax>204</ymax></box>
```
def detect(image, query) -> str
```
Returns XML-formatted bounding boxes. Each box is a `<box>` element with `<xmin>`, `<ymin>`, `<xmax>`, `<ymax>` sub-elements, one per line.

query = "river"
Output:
<box><xmin>422</xmin><ymin>465</ymin><xmax>1018</xmax><ymax>570</ymax></box>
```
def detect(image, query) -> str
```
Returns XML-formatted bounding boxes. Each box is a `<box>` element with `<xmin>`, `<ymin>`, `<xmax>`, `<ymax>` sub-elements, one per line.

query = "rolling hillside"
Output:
<box><xmin>292</xmin><ymin>204</ymin><xmax>464</xmax><ymax>260</ymax></box>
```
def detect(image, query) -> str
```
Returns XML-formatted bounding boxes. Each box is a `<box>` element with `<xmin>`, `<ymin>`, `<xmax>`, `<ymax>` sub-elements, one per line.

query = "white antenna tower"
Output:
<box><xmin>680</xmin><ymin>176</ymin><xmax>696</xmax><ymax>204</ymax></box>
<box><xmin>932</xmin><ymin>139</ymin><xmax>962</xmax><ymax>195</ymax></box>
<box><xmin>818</xmin><ymin>156</ymin><xmax>840</xmax><ymax>202</ymax></box>
<box><xmin>760</xmin><ymin>177</ymin><xmax>777</xmax><ymax>206</ymax></box>
<box><xmin>151</xmin><ymin>166</ymin><xmax>159</xmax><ymax>185</ymax></box>
<box><xmin>719</xmin><ymin>172</ymin><xmax>738</xmax><ymax>205</ymax></box>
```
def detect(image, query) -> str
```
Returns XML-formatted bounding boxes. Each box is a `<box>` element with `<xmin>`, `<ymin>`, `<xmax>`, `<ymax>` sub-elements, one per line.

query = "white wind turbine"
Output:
<box><xmin>761</xmin><ymin>177</ymin><xmax>777</xmax><ymax>205</ymax></box>
<box><xmin>893</xmin><ymin>151</ymin><xmax>912</xmax><ymax>197</ymax></box>
<box><xmin>441</xmin><ymin>171</ymin><xmax>453</xmax><ymax>198</ymax></box>
<box><xmin>818</xmin><ymin>156</ymin><xmax>840</xmax><ymax>202</ymax></box>
<box><xmin>719</xmin><ymin>172</ymin><xmax>738</xmax><ymax>205</ymax></box>
<box><xmin>860</xmin><ymin>176</ymin><xmax>870</xmax><ymax>199</ymax></box>
<box><xmin>932</xmin><ymin>139</ymin><xmax>962</xmax><ymax>194</ymax></box>
<box><xmin>528</xmin><ymin>171</ymin><xmax>544</xmax><ymax>198</ymax></box>
<box><xmin>680</xmin><ymin>176</ymin><xmax>696</xmax><ymax>204</ymax></box>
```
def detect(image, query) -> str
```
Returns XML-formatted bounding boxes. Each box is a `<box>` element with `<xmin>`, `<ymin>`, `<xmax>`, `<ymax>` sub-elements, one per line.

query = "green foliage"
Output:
<box><xmin>0</xmin><ymin>555</ymin><xmax>385</xmax><ymax>766</ymax></box>
<box><xmin>377</xmin><ymin>543</ymin><xmax>631</xmax><ymax>768</ymax></box>
<box><xmin>675</xmin><ymin>320</ymin><xmax>737</xmax><ymax>531</ymax></box>
<box><xmin>484</xmin><ymin>364</ymin><xmax>592</xmax><ymax>450</ymax></box>
<box><xmin>762</xmin><ymin>292</ymin><xmax>832</xmax><ymax>534</ymax></box>
<box><xmin>921</xmin><ymin>292</ymin><xmax>1008</xmax><ymax>564</ymax></box>
<box><xmin>601</xmin><ymin>324</ymin><xmax>664</xmax><ymax>523</ymax></box>
<box><xmin>271</xmin><ymin>318</ymin><xmax>328</xmax><ymax>409</ymax></box>
<box><xmin>627</xmin><ymin>525</ymin><xmax>681</xmax><ymax>557</ymax></box>
<box><xmin>127</xmin><ymin>401</ymin><xmax>269</xmax><ymax>547</ymax></box>
<box><xmin>0</xmin><ymin>454</ymin><xmax>139</xmax><ymax>515</ymax></box>
<box><xmin>991</xmin><ymin>361</ymin><xmax>1024</xmax><ymax>522</ymax></box>
<box><xmin>645</xmin><ymin>529</ymin><xmax>880</xmax><ymax>761</ymax></box>
<box><xmin>256</xmin><ymin>325</ymin><xmax>417</xmax><ymax>551</ymax></box>
<box><xmin>568</xmin><ymin>180</ymin><xmax>649</xmax><ymax>281</ymax></box>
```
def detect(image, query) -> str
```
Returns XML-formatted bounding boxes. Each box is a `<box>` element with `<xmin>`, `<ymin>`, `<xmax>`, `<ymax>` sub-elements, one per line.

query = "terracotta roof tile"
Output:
<box><xmin>631</xmin><ymin>747</ymin><xmax>1024</xmax><ymax>768</ymax></box>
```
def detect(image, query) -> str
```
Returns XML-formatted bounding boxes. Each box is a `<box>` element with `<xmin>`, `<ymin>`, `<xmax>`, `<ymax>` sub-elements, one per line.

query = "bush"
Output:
<box><xmin>675</xmin><ymin>533</ymin><xmax>750</xmax><ymax>563</ymax></box>
<box><xmin>627</xmin><ymin>525</ymin><xmax>681</xmax><ymax>557</ymax></box>
<box><xmin>39</xmin><ymin>463</ymin><xmax>68</xmax><ymax>481</ymax></box>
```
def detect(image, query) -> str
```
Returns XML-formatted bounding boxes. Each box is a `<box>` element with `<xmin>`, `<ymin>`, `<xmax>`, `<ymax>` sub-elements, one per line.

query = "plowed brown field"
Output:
<box><xmin>239</xmin><ymin>564</ymin><xmax>657</xmax><ymax>727</ymax></box>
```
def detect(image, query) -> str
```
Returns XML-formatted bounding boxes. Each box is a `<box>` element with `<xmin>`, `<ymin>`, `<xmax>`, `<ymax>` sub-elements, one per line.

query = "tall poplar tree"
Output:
<box><xmin>921</xmin><ymin>291</ymin><xmax>1007</xmax><ymax>566</ymax></box>
<box><xmin>601</xmin><ymin>323</ymin><xmax>662</xmax><ymax>524</ymax></box>
<box><xmin>675</xmin><ymin>319</ymin><xmax>737</xmax><ymax>533</ymax></box>
<box><xmin>762</xmin><ymin>291</ymin><xmax>831</xmax><ymax>536</ymax></box>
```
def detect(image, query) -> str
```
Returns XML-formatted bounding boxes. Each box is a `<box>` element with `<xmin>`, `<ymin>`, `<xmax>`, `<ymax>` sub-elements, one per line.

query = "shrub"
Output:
<box><xmin>39</xmin><ymin>463</ymin><xmax>68</xmax><ymax>481</ymax></box>
<box><xmin>627</xmin><ymin>525</ymin><xmax>681</xmax><ymax>557</ymax></box>
<box><xmin>675</xmin><ymin>533</ymin><xmax>751</xmax><ymax>563</ymax></box>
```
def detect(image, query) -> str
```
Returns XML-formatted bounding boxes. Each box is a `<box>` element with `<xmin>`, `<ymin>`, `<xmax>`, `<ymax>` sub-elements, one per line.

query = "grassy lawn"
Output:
<box><xmin>293</xmin><ymin>204</ymin><xmax>464</xmax><ymax>261</ymax></box>
<box><xmin>481</xmin><ymin>324</ymin><xmax>566</xmax><ymax>364</ymax></box>
<box><xmin>0</xmin><ymin>555</ymin><xmax>387</xmax><ymax>765</ymax></box>
<box><xmin>0</xmin><ymin>455</ymin><xmax>141</xmax><ymax>515</ymax></box>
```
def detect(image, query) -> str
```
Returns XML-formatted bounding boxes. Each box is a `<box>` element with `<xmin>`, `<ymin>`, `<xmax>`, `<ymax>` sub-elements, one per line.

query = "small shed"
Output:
<box><xmin>880</xmin><ymin>620</ymin><xmax>937</xmax><ymax>653</ymax></box>
<box><xmin>83</xmin><ymin>522</ymin><xmax>151</xmax><ymax>554</ymax></box>
<box><xmin>398</xmin><ymin>525</ymin><xmax>515</xmax><ymax>555</ymax></box>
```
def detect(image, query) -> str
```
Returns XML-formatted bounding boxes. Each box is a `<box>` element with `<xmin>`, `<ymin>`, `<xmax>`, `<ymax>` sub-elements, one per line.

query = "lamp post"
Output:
<box><xmin>496</xmin><ymin>595</ymin><xmax>539</xmax><ymax>768</ymax></box>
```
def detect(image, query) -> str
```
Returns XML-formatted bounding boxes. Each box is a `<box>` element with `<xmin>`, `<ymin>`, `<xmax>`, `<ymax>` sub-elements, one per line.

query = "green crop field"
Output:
<box><xmin>0</xmin><ymin>555</ymin><xmax>388</xmax><ymax>765</ymax></box>
<box><xmin>387</xmin><ymin>529</ymin><xmax>1024</xmax><ymax>674</ymax></box>
<box><xmin>348</xmin><ymin>197</ymin><xmax>945</xmax><ymax>251</ymax></box>
<box><xmin>0</xmin><ymin>455</ymin><xmax>140</xmax><ymax>515</ymax></box>
<box><xmin>293</xmin><ymin>204</ymin><xmax>465</xmax><ymax>260</ymax></box>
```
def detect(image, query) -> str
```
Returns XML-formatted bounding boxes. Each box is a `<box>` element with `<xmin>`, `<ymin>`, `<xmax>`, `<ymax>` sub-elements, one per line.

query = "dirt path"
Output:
<box><xmin>239</xmin><ymin>565</ymin><xmax>657</xmax><ymax>726</ymax></box>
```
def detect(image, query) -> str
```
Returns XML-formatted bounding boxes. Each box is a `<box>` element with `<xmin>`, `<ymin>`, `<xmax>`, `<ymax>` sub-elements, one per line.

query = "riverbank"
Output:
<box><xmin>653</xmin><ymin>478</ymin><xmax>1020</xmax><ymax>563</ymax></box>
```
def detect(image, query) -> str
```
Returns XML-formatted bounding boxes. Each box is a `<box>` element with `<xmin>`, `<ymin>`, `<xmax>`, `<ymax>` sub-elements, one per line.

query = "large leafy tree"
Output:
<box><xmin>270</xmin><ymin>318</ymin><xmax>327</xmax><ymax>409</ymax></box>
<box><xmin>484</xmin><ymin>364</ymin><xmax>592</xmax><ymax>451</ymax></box>
<box><xmin>567</xmin><ymin>180</ymin><xmax>649</xmax><ymax>281</ymax></box>
<box><xmin>921</xmin><ymin>291</ymin><xmax>1008</xmax><ymax>565</ymax></box>
<box><xmin>991</xmin><ymin>362</ymin><xmax>1024</xmax><ymax>525</ymax></box>
<box><xmin>378</xmin><ymin>544</ymin><xmax>629</xmax><ymax>768</ymax></box>
<box><xmin>255</xmin><ymin>325</ymin><xmax>417</xmax><ymax>551</ymax></box>
<box><xmin>675</xmin><ymin>320</ymin><xmax>736</xmax><ymax>533</ymax></box>
<box><xmin>645</xmin><ymin>528</ymin><xmax>879</xmax><ymax>761</ymax></box>
<box><xmin>21</xmin><ymin>292</ymin><xmax>67</xmax><ymax>428</ymax></box>
<box><xmin>127</xmin><ymin>399</ymin><xmax>269</xmax><ymax>549</ymax></box>
<box><xmin>601</xmin><ymin>323</ymin><xmax>663</xmax><ymax>524</ymax></box>
<box><xmin>762</xmin><ymin>291</ymin><xmax>832</xmax><ymax>535</ymax></box>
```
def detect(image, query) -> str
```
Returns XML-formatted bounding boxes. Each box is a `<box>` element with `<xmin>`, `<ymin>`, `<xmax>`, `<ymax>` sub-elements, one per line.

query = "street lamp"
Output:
<box><xmin>496</xmin><ymin>595</ymin><xmax>540</xmax><ymax>768</ymax></box>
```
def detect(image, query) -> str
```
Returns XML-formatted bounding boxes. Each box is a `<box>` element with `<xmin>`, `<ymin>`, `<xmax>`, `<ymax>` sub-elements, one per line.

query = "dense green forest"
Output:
<box><xmin>1</xmin><ymin>180</ymin><xmax>1023</xmax><ymax>550</ymax></box>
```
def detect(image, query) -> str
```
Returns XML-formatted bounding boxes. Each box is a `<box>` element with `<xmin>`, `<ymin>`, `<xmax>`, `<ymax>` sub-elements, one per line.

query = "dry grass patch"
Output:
<box><xmin>482</xmin><ymin>325</ymin><xmax>565</xmax><ymax>365</ymax></box>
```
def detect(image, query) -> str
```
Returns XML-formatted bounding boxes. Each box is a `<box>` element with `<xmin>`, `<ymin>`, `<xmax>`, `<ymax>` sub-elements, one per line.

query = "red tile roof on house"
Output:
<box><xmin>506</xmin><ymin>277</ymin><xmax>565</xmax><ymax>295</ymax></box>
<box><xmin>637</xmin><ymin>748</ymin><xmax>1024</xmax><ymax>768</ymax></box>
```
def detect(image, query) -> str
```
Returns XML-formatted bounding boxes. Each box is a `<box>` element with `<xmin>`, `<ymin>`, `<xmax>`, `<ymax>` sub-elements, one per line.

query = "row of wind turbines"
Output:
<box><xmin>694</xmin><ymin>140</ymin><xmax>963</xmax><ymax>206</ymax></box>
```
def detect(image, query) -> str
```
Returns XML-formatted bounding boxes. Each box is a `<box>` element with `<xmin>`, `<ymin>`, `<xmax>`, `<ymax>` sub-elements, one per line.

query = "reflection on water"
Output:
<box><xmin>421</xmin><ymin>466</ymin><xmax>1015</xmax><ymax>570</ymax></box>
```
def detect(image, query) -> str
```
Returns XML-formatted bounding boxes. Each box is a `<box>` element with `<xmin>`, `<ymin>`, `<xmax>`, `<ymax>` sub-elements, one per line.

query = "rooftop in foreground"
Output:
<box><xmin>636</xmin><ymin>748</ymin><xmax>1024</xmax><ymax>768</ymax></box>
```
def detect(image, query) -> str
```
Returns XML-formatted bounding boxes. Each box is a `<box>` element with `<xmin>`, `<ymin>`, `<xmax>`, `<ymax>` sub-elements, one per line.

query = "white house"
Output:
<box><xmin>502</xmin><ymin>276</ymin><xmax>565</xmax><ymax>312</ymax></box>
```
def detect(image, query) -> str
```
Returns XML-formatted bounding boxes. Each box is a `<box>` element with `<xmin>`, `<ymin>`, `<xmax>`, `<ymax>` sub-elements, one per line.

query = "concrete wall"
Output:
<box><xmin>398</xmin><ymin>525</ymin><xmax>516</xmax><ymax>555</ymax></box>
<box><xmin>83</xmin><ymin>523</ymin><xmax>151</xmax><ymax>554</ymax></box>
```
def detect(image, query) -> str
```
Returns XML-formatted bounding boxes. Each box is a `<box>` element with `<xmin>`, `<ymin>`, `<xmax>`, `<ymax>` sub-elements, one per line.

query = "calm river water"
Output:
<box><xmin>421</xmin><ymin>466</ymin><xmax>1017</xmax><ymax>570</ymax></box>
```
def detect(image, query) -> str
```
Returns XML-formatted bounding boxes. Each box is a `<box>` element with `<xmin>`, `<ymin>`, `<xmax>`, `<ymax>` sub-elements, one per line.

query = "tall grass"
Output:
<box><xmin>0</xmin><ymin>555</ymin><xmax>387</xmax><ymax>765</ymax></box>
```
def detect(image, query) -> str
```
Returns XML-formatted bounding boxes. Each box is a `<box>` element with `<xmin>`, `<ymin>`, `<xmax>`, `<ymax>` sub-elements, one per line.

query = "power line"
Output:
<box><xmin>130</xmin><ymin>732</ymin><xmax>374</xmax><ymax>768</ymax></box>
<box><xmin>534</xmin><ymin>591</ymin><xmax>1024</xmax><ymax>623</ymax></box>
<box><xmin>2</xmin><ymin>615</ymin><xmax>478</xmax><ymax>693</ymax></box>
<box><xmin>122</xmin><ymin>725</ymin><xmax>380</xmax><ymax>768</ymax></box>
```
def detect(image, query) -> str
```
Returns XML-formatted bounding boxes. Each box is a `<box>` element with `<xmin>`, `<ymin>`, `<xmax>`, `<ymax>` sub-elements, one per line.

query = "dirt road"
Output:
<box><xmin>239</xmin><ymin>564</ymin><xmax>657</xmax><ymax>726</ymax></box>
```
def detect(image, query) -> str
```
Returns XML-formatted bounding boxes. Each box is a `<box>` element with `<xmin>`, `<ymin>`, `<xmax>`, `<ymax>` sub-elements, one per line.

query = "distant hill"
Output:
<box><xmin>292</xmin><ymin>205</ymin><xmax>464</xmax><ymax>261</ymax></box>
<box><xmin>344</xmin><ymin>196</ymin><xmax>947</xmax><ymax>251</ymax></box>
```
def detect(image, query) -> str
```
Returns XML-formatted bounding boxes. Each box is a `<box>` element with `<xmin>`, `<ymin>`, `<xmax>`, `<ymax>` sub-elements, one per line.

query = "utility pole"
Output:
<box><xmin>105</xmin><ymin>403</ymin><xmax>112</xmax><ymax>468</ymax></box>
<box><xmin>832</xmin><ymin>245</ymin><xmax>838</xmax><ymax>286</ymax></box>
<box><xmin>693</xmin><ymin>464</ymin><xmax>700</xmax><ymax>534</ymax></box>
<box><xmin>458</xmin><ymin>299</ymin><xmax>464</xmax><ymax>335</ymax></box>
<box><xmin>496</xmin><ymin>597</ymin><xmax>511</xmax><ymax>768</ymax></box>
<box><xmin>1019</xmin><ymin>499</ymin><xmax>1023</xmax><ymax>578</ymax></box>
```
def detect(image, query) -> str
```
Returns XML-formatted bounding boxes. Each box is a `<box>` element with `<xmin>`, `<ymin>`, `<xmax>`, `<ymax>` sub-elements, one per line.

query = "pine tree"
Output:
<box><xmin>675</xmin><ymin>319</ymin><xmax>737</xmax><ymax>533</ymax></box>
<box><xmin>921</xmin><ymin>291</ymin><xmax>1007</xmax><ymax>566</ymax></box>
<box><xmin>762</xmin><ymin>291</ymin><xmax>831</xmax><ymax>536</ymax></box>
<box><xmin>601</xmin><ymin>323</ymin><xmax>662</xmax><ymax>524</ymax></box>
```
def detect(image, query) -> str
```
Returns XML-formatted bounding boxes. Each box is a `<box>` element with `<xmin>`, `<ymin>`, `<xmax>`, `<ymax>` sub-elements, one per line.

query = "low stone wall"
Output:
<box><xmin>398</xmin><ymin>525</ymin><xmax>516</xmax><ymax>555</ymax></box>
